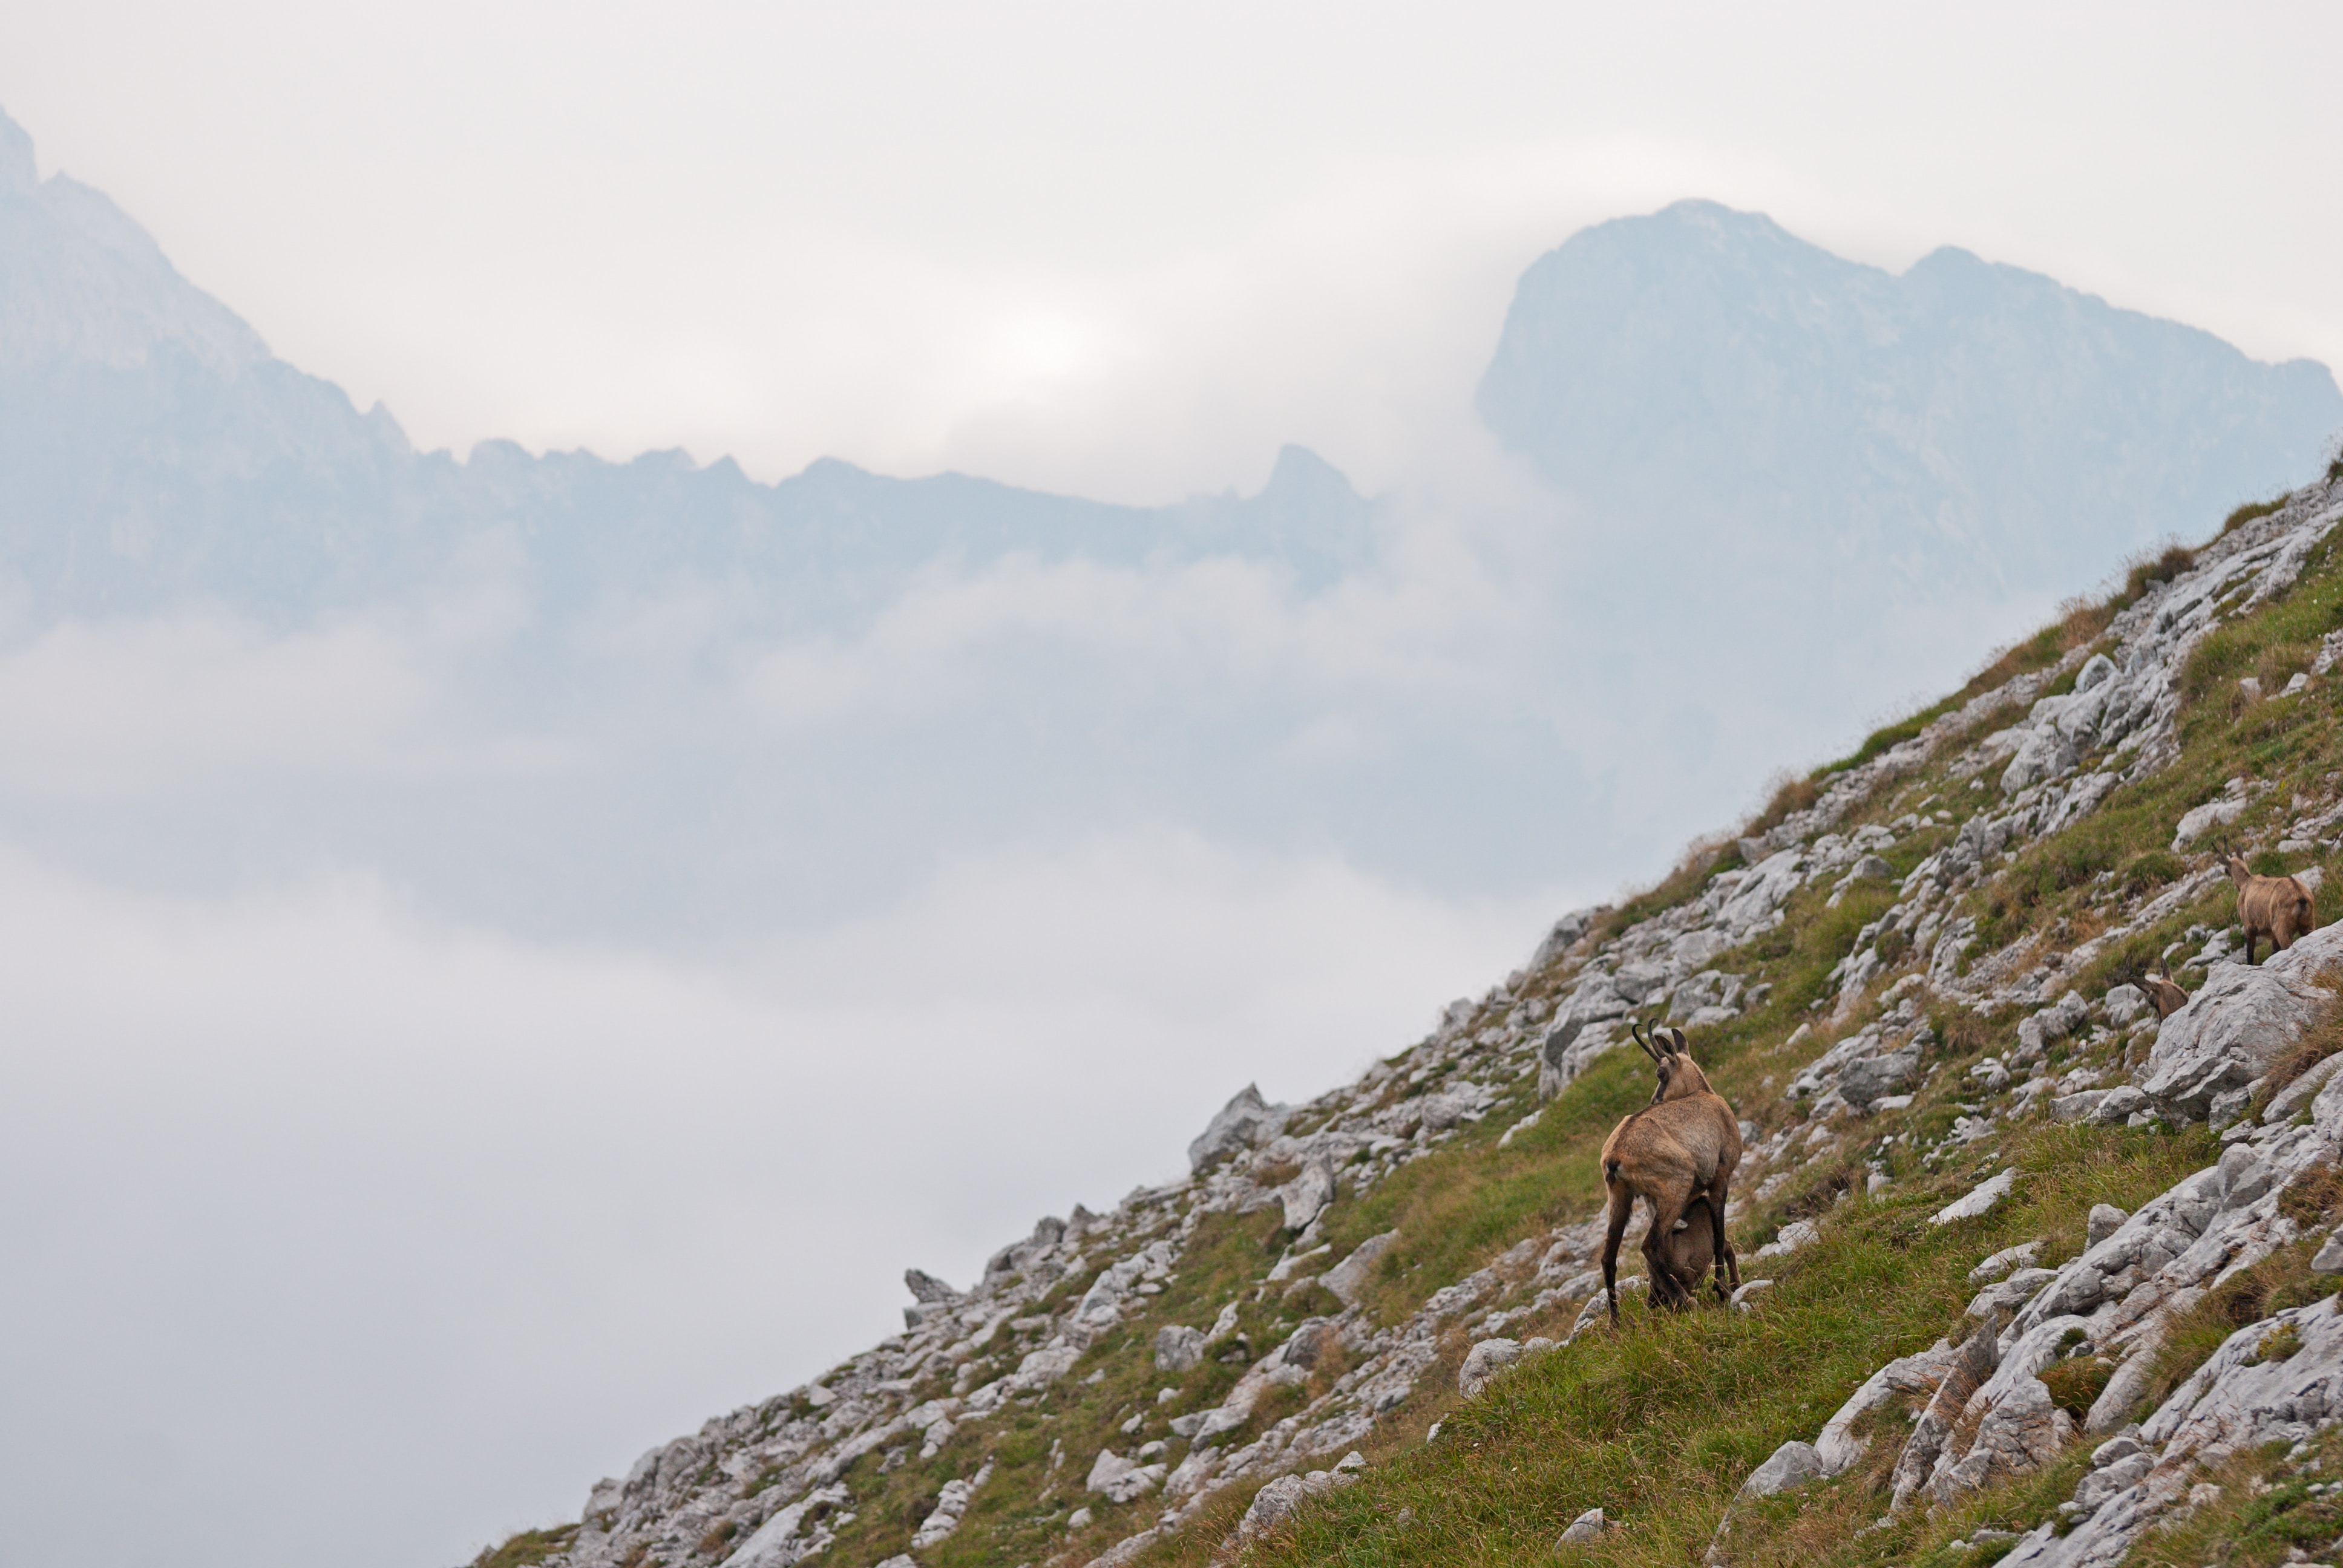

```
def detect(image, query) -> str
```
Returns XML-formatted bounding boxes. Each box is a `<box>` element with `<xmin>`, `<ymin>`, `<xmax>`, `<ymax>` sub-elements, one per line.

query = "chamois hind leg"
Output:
<box><xmin>1601</xmin><ymin>1179</ymin><xmax>1634</xmax><ymax>1325</ymax></box>
<box><xmin>1640</xmin><ymin>1189</ymin><xmax>1694</xmax><ymax>1310</ymax></box>
<box><xmin>1706</xmin><ymin>1174</ymin><xmax>1739</xmax><ymax>1301</ymax></box>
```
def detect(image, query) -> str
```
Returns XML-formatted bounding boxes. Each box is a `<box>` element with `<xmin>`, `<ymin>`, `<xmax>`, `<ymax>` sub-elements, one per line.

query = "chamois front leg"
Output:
<box><xmin>1601</xmin><ymin>1180</ymin><xmax>1634</xmax><ymax>1325</ymax></box>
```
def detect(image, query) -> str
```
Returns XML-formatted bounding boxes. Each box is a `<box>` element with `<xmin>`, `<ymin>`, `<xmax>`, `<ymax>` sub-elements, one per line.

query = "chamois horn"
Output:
<box><xmin>1630</xmin><ymin>1019</ymin><xmax>1662</xmax><ymax>1062</ymax></box>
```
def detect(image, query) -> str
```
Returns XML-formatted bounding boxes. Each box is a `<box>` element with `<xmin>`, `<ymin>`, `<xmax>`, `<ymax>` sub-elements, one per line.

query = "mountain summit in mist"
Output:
<box><xmin>0</xmin><ymin>108</ymin><xmax>268</xmax><ymax>374</ymax></box>
<box><xmin>1480</xmin><ymin>195</ymin><xmax>2339</xmax><ymax>621</ymax></box>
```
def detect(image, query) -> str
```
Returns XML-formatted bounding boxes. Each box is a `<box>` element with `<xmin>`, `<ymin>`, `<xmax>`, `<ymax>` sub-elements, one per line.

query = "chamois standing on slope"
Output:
<box><xmin>1599</xmin><ymin>1023</ymin><xmax>1743</xmax><ymax>1322</ymax></box>
<box><xmin>2227</xmin><ymin>854</ymin><xmax>2318</xmax><ymax>965</ymax></box>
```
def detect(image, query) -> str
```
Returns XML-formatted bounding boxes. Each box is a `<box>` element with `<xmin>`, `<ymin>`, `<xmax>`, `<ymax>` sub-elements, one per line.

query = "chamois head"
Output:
<box><xmin>2225</xmin><ymin>853</ymin><xmax>2253</xmax><ymax>886</ymax></box>
<box><xmin>2141</xmin><ymin>972</ymin><xmax>2189</xmax><ymax>1019</ymax></box>
<box><xmin>1631</xmin><ymin>1021</ymin><xmax>1715</xmax><ymax>1103</ymax></box>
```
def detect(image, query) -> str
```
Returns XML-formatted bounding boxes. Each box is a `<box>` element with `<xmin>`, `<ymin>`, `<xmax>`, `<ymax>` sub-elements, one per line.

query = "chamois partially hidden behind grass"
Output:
<box><xmin>2226</xmin><ymin>854</ymin><xmax>2318</xmax><ymax>964</ymax></box>
<box><xmin>1599</xmin><ymin>1023</ymin><xmax>1742</xmax><ymax>1322</ymax></box>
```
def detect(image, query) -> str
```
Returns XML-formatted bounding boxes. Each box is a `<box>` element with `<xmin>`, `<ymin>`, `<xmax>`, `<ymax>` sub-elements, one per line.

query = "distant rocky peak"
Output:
<box><xmin>1651</xmin><ymin>197</ymin><xmax>1795</xmax><ymax>244</ymax></box>
<box><xmin>0</xmin><ymin>105</ymin><xmax>36</xmax><ymax>197</ymax></box>
<box><xmin>0</xmin><ymin>104</ymin><xmax>270</xmax><ymax>375</ymax></box>
<box><xmin>1254</xmin><ymin>443</ymin><xmax>1361</xmax><ymax>510</ymax></box>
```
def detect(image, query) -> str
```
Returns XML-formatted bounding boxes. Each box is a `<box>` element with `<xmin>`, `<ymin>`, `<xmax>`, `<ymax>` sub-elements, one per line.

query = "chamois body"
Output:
<box><xmin>2227</xmin><ymin>854</ymin><xmax>2316</xmax><ymax>965</ymax></box>
<box><xmin>1599</xmin><ymin>1025</ymin><xmax>1742</xmax><ymax>1322</ymax></box>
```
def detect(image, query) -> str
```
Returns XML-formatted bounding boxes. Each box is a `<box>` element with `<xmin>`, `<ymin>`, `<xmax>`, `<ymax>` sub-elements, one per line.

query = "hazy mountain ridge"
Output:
<box><xmin>3</xmin><ymin>94</ymin><xmax>2341</xmax><ymax>948</ymax></box>
<box><xmin>5</xmin><ymin>116</ymin><xmax>2332</xmax><ymax>653</ymax></box>
<box><xmin>0</xmin><ymin>105</ymin><xmax>1372</xmax><ymax>634</ymax></box>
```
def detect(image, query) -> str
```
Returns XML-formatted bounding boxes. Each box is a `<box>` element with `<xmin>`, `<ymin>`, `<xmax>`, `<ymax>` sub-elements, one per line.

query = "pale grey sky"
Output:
<box><xmin>2</xmin><ymin>1</ymin><xmax>2338</xmax><ymax>503</ymax></box>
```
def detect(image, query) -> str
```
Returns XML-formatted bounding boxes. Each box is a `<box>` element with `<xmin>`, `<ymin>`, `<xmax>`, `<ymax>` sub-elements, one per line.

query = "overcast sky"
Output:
<box><xmin>3</xmin><ymin>1</ymin><xmax>2339</xmax><ymax>505</ymax></box>
<box><xmin>3</xmin><ymin>5</ymin><xmax>2342</xmax><ymax>1567</ymax></box>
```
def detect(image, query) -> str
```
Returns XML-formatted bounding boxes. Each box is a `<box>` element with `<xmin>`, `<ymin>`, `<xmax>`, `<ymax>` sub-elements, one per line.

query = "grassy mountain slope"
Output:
<box><xmin>482</xmin><ymin>454</ymin><xmax>2343</xmax><ymax>1568</ymax></box>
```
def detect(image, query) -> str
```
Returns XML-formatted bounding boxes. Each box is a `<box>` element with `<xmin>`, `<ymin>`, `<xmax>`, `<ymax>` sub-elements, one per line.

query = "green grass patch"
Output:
<box><xmin>1144</xmin><ymin>1124</ymin><xmax>2209</xmax><ymax>1568</ymax></box>
<box><xmin>2222</xmin><ymin>497</ymin><xmax>2289</xmax><ymax>536</ymax></box>
<box><xmin>467</xmin><ymin>1526</ymin><xmax>579</xmax><ymax>1568</ymax></box>
<box><xmin>1821</xmin><ymin>693</ymin><xmax>1966</xmax><ymax>776</ymax></box>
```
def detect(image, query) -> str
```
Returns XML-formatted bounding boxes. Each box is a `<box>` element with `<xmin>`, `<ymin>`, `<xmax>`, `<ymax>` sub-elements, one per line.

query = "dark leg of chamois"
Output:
<box><xmin>1601</xmin><ymin>1176</ymin><xmax>1634</xmax><ymax>1325</ymax></box>
<box><xmin>1706</xmin><ymin>1169</ymin><xmax>1739</xmax><ymax>1302</ymax></box>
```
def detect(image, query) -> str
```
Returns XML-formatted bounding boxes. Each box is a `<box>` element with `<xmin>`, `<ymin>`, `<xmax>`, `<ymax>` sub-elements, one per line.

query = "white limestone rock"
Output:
<box><xmin>1839</xmin><ymin>1043</ymin><xmax>1922</xmax><ymax>1107</ymax></box>
<box><xmin>2089</xmin><ymin>1086</ymin><xmax>2151</xmax><ymax>1125</ymax></box>
<box><xmin>910</xmin><ymin>1459</ymin><xmax>994</xmax><ymax>1549</ymax></box>
<box><xmin>2172</xmin><ymin>787</ymin><xmax>2252</xmax><ymax>849</ymax></box>
<box><xmin>1155</xmin><ymin>1324</ymin><xmax>1207</xmax><ymax>1373</ymax></box>
<box><xmin>716</xmin><ymin>1483</ymin><xmax>851</xmax><ymax>1568</ymax></box>
<box><xmin>1279</xmin><ymin>1158</ymin><xmax>1337</xmax><ymax>1231</ymax></box>
<box><xmin>1322</xmin><ymin>1231</ymin><xmax>1399</xmax><ymax>1307</ymax></box>
<box><xmin>2263</xmin><ymin>1053</ymin><xmax>2343</xmax><ymax>1125</ymax></box>
<box><xmin>1187</xmin><ymin>1084</ymin><xmax>1290</xmax><ymax>1172</ymax></box>
<box><xmin>1741</xmin><ymin>1439</ymin><xmax>1823</xmax><ymax>1498</ymax></box>
<box><xmin>2137</xmin><ymin>927</ymin><xmax>2343</xmax><ymax>1121</ymax></box>
<box><xmin>1538</xmin><ymin>1014</ymin><xmax>1629</xmax><ymax>1100</ymax></box>
<box><xmin>1814</xmin><ymin>1342</ymin><xmax>1957</xmax><ymax>1475</ymax></box>
<box><xmin>1236</xmin><ymin>1468</ymin><xmax>1347</xmax><ymax>1541</ymax></box>
<box><xmin>1085</xmin><ymin>1449</ymin><xmax>1167</xmax><ymax>1504</ymax></box>
<box><xmin>1931</xmin><ymin>1169</ymin><xmax>2015</xmax><ymax>1225</ymax></box>
<box><xmin>2001</xmin><ymin>1292</ymin><xmax>2343</xmax><ymax>1568</ymax></box>
<box><xmin>1557</xmin><ymin>1506</ymin><xmax>1607</xmax><ymax>1544</ymax></box>
<box><xmin>2103</xmin><ymin>984</ymin><xmax>2151</xmax><ymax>1026</ymax></box>
<box><xmin>903</xmin><ymin>1267</ymin><xmax>963</xmax><ymax>1328</ymax></box>
<box><xmin>1966</xmin><ymin>1267</ymin><xmax>2058</xmax><ymax>1323</ymax></box>
<box><xmin>1968</xmin><ymin>1241</ymin><xmax>2042</xmax><ymax>1283</ymax></box>
<box><xmin>1930</xmin><ymin>1376</ymin><xmax>2072</xmax><ymax>1506</ymax></box>
<box><xmin>2002</xmin><ymin>725</ymin><xmax>2079</xmax><ymax>795</ymax></box>
<box><xmin>1458</xmin><ymin>1338</ymin><xmax>1522</xmax><ymax>1397</ymax></box>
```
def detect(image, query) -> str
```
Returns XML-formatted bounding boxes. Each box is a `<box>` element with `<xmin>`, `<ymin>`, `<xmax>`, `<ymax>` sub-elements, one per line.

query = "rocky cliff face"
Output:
<box><xmin>482</xmin><ymin>470</ymin><xmax>2343</xmax><ymax>1568</ymax></box>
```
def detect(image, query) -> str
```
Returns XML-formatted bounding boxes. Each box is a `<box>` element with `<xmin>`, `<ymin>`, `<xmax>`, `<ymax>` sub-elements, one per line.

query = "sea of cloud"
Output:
<box><xmin>0</xmin><ymin>820</ymin><xmax>1573</xmax><ymax>1568</ymax></box>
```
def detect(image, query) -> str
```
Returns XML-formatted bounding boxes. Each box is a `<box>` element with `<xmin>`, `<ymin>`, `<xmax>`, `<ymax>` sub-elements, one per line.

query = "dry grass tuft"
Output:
<box><xmin>1748</xmin><ymin>774</ymin><xmax>1823</xmax><ymax>838</ymax></box>
<box><xmin>2223</xmin><ymin>497</ymin><xmax>2289</xmax><ymax>536</ymax></box>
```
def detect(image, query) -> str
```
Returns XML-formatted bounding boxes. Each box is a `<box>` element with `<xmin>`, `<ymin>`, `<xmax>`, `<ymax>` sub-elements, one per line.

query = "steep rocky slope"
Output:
<box><xmin>475</xmin><ymin>471</ymin><xmax>2343</xmax><ymax>1568</ymax></box>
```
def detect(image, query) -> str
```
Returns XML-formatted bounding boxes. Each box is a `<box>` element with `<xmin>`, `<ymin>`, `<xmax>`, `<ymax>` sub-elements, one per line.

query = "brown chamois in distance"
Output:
<box><xmin>2140</xmin><ymin>973</ymin><xmax>2191</xmax><ymax>1019</ymax></box>
<box><xmin>2226</xmin><ymin>854</ymin><xmax>2318</xmax><ymax>965</ymax></box>
<box><xmin>1599</xmin><ymin>1022</ymin><xmax>1742</xmax><ymax>1322</ymax></box>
